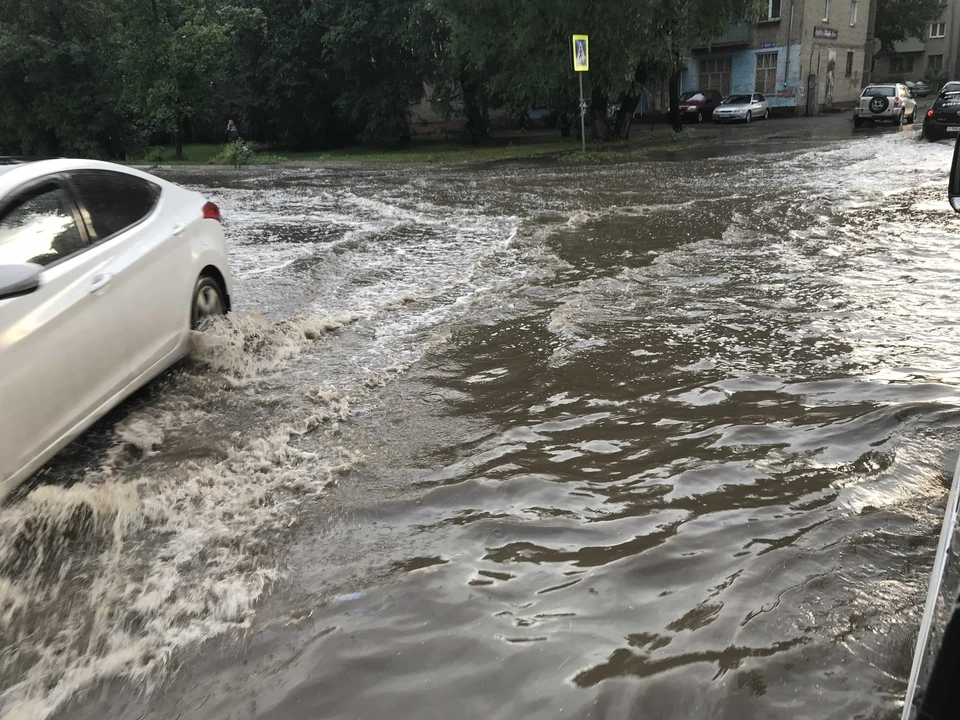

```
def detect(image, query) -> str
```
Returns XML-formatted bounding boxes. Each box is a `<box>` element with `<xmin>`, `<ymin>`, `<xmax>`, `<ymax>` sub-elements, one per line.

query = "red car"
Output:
<box><xmin>678</xmin><ymin>89</ymin><xmax>723</xmax><ymax>123</ymax></box>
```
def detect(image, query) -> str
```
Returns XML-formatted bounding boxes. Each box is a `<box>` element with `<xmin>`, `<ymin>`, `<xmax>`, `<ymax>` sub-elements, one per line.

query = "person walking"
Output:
<box><xmin>226</xmin><ymin>119</ymin><xmax>240</xmax><ymax>142</ymax></box>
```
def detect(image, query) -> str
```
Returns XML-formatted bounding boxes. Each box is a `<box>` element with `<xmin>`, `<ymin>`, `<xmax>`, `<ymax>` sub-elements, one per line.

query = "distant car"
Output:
<box><xmin>852</xmin><ymin>83</ymin><xmax>917</xmax><ymax>126</ymax></box>
<box><xmin>0</xmin><ymin>158</ymin><xmax>232</xmax><ymax>498</ymax></box>
<box><xmin>912</xmin><ymin>80</ymin><xmax>930</xmax><ymax>97</ymax></box>
<box><xmin>713</xmin><ymin>93</ymin><xmax>771</xmax><ymax>123</ymax></box>
<box><xmin>678</xmin><ymin>89</ymin><xmax>723</xmax><ymax>123</ymax></box>
<box><xmin>942</xmin><ymin>81</ymin><xmax>960</xmax><ymax>95</ymax></box>
<box><xmin>923</xmin><ymin>90</ymin><xmax>960</xmax><ymax>140</ymax></box>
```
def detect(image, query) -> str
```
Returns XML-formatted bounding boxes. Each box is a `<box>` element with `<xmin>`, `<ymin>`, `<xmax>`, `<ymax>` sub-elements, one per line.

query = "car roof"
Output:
<box><xmin>0</xmin><ymin>158</ymin><xmax>165</xmax><ymax>199</ymax></box>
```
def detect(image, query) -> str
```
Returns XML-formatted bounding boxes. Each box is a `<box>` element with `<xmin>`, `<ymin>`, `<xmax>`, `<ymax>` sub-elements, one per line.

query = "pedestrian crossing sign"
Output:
<box><xmin>572</xmin><ymin>35</ymin><xmax>589</xmax><ymax>72</ymax></box>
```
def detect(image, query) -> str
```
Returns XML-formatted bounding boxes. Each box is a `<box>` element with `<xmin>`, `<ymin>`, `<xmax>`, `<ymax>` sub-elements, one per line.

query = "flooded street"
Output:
<box><xmin>4</xmin><ymin>126</ymin><xmax>960</xmax><ymax>719</ymax></box>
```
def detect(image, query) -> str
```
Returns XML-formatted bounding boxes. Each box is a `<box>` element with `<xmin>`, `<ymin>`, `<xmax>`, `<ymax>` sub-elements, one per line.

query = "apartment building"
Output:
<box><xmin>682</xmin><ymin>0</ymin><xmax>874</xmax><ymax>114</ymax></box>
<box><xmin>871</xmin><ymin>0</ymin><xmax>960</xmax><ymax>84</ymax></box>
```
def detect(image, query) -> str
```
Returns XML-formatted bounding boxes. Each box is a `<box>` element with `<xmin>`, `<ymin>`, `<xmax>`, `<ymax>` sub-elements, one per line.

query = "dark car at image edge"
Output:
<box><xmin>923</xmin><ymin>90</ymin><xmax>960</xmax><ymax>141</ymax></box>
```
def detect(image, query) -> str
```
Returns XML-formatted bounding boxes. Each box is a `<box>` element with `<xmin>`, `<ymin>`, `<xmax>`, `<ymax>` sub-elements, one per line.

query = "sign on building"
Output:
<box><xmin>814</xmin><ymin>26</ymin><xmax>838</xmax><ymax>39</ymax></box>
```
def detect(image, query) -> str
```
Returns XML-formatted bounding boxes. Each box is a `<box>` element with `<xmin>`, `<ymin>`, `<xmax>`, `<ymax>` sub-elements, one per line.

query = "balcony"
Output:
<box><xmin>692</xmin><ymin>22</ymin><xmax>752</xmax><ymax>51</ymax></box>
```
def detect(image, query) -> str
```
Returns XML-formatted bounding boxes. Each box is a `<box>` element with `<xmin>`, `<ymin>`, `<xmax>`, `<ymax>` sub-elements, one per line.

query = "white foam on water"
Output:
<box><xmin>0</xmin><ymin>168</ymin><xmax>560</xmax><ymax>719</ymax></box>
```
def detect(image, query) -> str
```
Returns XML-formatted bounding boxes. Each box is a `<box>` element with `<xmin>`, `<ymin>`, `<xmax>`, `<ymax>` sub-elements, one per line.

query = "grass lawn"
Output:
<box><xmin>129</xmin><ymin>130</ymin><xmax>707</xmax><ymax>167</ymax></box>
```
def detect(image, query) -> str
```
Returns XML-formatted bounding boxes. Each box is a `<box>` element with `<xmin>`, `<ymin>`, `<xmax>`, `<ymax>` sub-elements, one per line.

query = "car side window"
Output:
<box><xmin>754</xmin><ymin>94</ymin><xmax>764</xmax><ymax>102</ymax></box>
<box><xmin>0</xmin><ymin>184</ymin><xmax>86</xmax><ymax>267</ymax></box>
<box><xmin>70</xmin><ymin>170</ymin><xmax>161</xmax><ymax>242</ymax></box>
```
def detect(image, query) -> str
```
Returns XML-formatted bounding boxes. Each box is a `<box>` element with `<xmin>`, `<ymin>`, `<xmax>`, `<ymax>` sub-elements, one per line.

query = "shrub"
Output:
<box><xmin>210</xmin><ymin>141</ymin><xmax>256</xmax><ymax>168</ymax></box>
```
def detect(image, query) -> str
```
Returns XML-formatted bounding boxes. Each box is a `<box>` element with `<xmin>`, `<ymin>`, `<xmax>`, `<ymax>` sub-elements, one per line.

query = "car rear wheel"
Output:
<box><xmin>763</xmin><ymin>108</ymin><xmax>770</xmax><ymax>120</ymax></box>
<box><xmin>896</xmin><ymin>110</ymin><xmax>905</xmax><ymax>125</ymax></box>
<box><xmin>745</xmin><ymin>111</ymin><xmax>752</xmax><ymax>123</ymax></box>
<box><xmin>191</xmin><ymin>275</ymin><xmax>227</xmax><ymax>331</ymax></box>
<box><xmin>907</xmin><ymin>109</ymin><xmax>915</xmax><ymax>124</ymax></box>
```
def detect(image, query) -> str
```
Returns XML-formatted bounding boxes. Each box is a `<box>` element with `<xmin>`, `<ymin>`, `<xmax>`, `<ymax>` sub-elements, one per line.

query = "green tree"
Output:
<box><xmin>117</xmin><ymin>0</ymin><xmax>264</xmax><ymax>158</ymax></box>
<box><xmin>0</xmin><ymin>0</ymin><xmax>128</xmax><ymax>157</ymax></box>
<box><xmin>320</xmin><ymin>0</ymin><xmax>434</xmax><ymax>144</ymax></box>
<box><xmin>874</xmin><ymin>0</ymin><xmax>943</xmax><ymax>54</ymax></box>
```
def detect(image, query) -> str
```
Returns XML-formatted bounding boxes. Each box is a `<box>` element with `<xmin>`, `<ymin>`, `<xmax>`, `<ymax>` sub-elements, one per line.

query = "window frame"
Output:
<box><xmin>64</xmin><ymin>170</ymin><xmax>163</xmax><ymax>245</ymax></box>
<box><xmin>754</xmin><ymin>51</ymin><xmax>778</xmax><ymax>95</ymax></box>
<box><xmin>823</xmin><ymin>0</ymin><xmax>830</xmax><ymax>22</ymax></box>
<box><xmin>764</xmin><ymin>0</ymin><xmax>782</xmax><ymax>21</ymax></box>
<box><xmin>930</xmin><ymin>22</ymin><xmax>946</xmax><ymax>38</ymax></box>
<box><xmin>698</xmin><ymin>57</ymin><xmax>733</xmax><ymax>96</ymax></box>
<box><xmin>845</xmin><ymin>50</ymin><xmax>855</xmax><ymax>76</ymax></box>
<box><xmin>0</xmin><ymin>175</ymin><xmax>91</xmax><ymax>271</ymax></box>
<box><xmin>890</xmin><ymin>54</ymin><xmax>915</xmax><ymax>73</ymax></box>
<box><xmin>928</xmin><ymin>53</ymin><xmax>944</xmax><ymax>72</ymax></box>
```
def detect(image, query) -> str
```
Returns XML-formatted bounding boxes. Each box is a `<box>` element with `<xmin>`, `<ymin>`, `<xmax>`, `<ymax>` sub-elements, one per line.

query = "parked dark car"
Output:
<box><xmin>678</xmin><ymin>89</ymin><xmax>723</xmax><ymax>123</ymax></box>
<box><xmin>923</xmin><ymin>90</ymin><xmax>960</xmax><ymax>141</ymax></box>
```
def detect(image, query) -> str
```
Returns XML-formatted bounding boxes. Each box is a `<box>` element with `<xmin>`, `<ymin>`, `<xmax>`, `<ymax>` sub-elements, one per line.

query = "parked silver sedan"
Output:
<box><xmin>713</xmin><ymin>93</ymin><xmax>771</xmax><ymax>123</ymax></box>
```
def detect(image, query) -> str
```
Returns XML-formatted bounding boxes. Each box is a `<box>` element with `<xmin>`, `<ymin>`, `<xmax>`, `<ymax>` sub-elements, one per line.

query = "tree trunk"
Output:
<box><xmin>175</xmin><ymin>118</ymin><xmax>184</xmax><ymax>160</ymax></box>
<box><xmin>611</xmin><ymin>92</ymin><xmax>638</xmax><ymax>140</ymax></box>
<box><xmin>668</xmin><ymin>68</ymin><xmax>682</xmax><ymax>132</ymax></box>
<box><xmin>461</xmin><ymin>75</ymin><xmax>488</xmax><ymax>145</ymax></box>
<box><xmin>589</xmin><ymin>86</ymin><xmax>609</xmax><ymax>141</ymax></box>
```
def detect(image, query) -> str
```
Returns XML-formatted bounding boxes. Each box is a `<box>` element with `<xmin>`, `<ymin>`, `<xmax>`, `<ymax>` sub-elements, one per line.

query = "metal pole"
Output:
<box><xmin>579</xmin><ymin>72</ymin><xmax>586</xmax><ymax>152</ymax></box>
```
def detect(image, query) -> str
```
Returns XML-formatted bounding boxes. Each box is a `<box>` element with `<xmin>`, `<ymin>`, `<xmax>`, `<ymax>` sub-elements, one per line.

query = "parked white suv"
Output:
<box><xmin>853</xmin><ymin>83</ymin><xmax>917</xmax><ymax>126</ymax></box>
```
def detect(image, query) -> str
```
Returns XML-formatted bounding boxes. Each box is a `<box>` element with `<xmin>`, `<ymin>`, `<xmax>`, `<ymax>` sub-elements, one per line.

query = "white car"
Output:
<box><xmin>713</xmin><ymin>93</ymin><xmax>771</xmax><ymax>123</ymax></box>
<box><xmin>853</xmin><ymin>83</ymin><xmax>917</xmax><ymax>126</ymax></box>
<box><xmin>0</xmin><ymin>158</ymin><xmax>232</xmax><ymax>498</ymax></box>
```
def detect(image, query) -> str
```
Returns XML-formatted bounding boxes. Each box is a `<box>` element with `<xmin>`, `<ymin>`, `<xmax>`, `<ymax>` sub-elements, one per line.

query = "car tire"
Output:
<box><xmin>907</xmin><ymin>109</ymin><xmax>915</xmax><ymax>124</ymax></box>
<box><xmin>763</xmin><ymin>108</ymin><xmax>770</xmax><ymax>120</ymax></box>
<box><xmin>896</xmin><ymin>110</ymin><xmax>905</xmax><ymax>125</ymax></box>
<box><xmin>853</xmin><ymin>115</ymin><xmax>864</xmax><ymax>128</ymax></box>
<box><xmin>191</xmin><ymin>275</ymin><xmax>227</xmax><ymax>331</ymax></box>
<box><xmin>869</xmin><ymin>95</ymin><xmax>889</xmax><ymax>114</ymax></box>
<box><xmin>745</xmin><ymin>111</ymin><xmax>752</xmax><ymax>123</ymax></box>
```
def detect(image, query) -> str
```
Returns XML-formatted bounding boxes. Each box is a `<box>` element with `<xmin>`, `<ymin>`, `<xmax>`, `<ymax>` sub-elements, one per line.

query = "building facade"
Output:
<box><xmin>871</xmin><ymin>1</ymin><xmax>960</xmax><ymax>86</ymax></box>
<box><xmin>681</xmin><ymin>0</ymin><xmax>873</xmax><ymax>114</ymax></box>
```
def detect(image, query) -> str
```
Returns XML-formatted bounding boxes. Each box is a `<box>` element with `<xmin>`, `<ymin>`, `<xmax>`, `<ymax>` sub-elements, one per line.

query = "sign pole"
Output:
<box><xmin>571</xmin><ymin>34</ymin><xmax>589</xmax><ymax>153</ymax></box>
<box><xmin>579</xmin><ymin>72</ymin><xmax>586</xmax><ymax>153</ymax></box>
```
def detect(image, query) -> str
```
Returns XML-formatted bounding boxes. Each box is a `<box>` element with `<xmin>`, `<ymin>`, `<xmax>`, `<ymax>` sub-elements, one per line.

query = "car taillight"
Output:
<box><xmin>894</xmin><ymin>97</ymin><xmax>901</xmax><ymax>107</ymax></box>
<box><xmin>202</xmin><ymin>201</ymin><xmax>222</xmax><ymax>223</ymax></box>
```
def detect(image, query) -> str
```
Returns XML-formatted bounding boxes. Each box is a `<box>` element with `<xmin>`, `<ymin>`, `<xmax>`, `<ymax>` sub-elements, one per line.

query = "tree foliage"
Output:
<box><xmin>875</xmin><ymin>0</ymin><xmax>943</xmax><ymax>54</ymax></box>
<box><xmin>0</xmin><ymin>0</ymin><xmax>913</xmax><ymax>156</ymax></box>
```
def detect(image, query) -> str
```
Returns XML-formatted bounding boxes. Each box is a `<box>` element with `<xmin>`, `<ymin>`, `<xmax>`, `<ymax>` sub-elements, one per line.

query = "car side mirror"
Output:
<box><xmin>0</xmin><ymin>263</ymin><xmax>41</xmax><ymax>300</ymax></box>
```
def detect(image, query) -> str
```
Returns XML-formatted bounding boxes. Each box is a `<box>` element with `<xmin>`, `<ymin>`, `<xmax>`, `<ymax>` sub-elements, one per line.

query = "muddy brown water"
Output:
<box><xmin>2</xmin><ymin>126</ymin><xmax>960</xmax><ymax>720</ymax></box>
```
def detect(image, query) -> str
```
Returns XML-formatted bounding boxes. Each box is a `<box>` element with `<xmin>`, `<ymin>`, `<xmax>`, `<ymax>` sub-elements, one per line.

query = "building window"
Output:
<box><xmin>699</xmin><ymin>57</ymin><xmax>732</xmax><ymax>96</ymax></box>
<box><xmin>849</xmin><ymin>0</ymin><xmax>858</xmax><ymax>25</ymax></box>
<box><xmin>823</xmin><ymin>0</ymin><xmax>830</xmax><ymax>21</ymax></box>
<box><xmin>845</xmin><ymin>50</ymin><xmax>855</xmax><ymax>76</ymax></box>
<box><xmin>891</xmin><ymin>54</ymin><xmax>915</xmax><ymax>73</ymax></box>
<box><xmin>929</xmin><ymin>54</ymin><xmax>944</xmax><ymax>71</ymax></box>
<box><xmin>755</xmin><ymin>52</ymin><xmax>778</xmax><ymax>93</ymax></box>
<box><xmin>765</xmin><ymin>0</ymin><xmax>782</xmax><ymax>20</ymax></box>
<box><xmin>931</xmin><ymin>22</ymin><xmax>946</xmax><ymax>38</ymax></box>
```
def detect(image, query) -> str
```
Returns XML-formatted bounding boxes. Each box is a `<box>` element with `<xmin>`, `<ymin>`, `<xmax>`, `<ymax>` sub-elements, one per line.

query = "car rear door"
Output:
<box><xmin>69</xmin><ymin>170</ymin><xmax>191</xmax><ymax>381</ymax></box>
<box><xmin>0</xmin><ymin>178</ymin><xmax>130</xmax><ymax>482</ymax></box>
